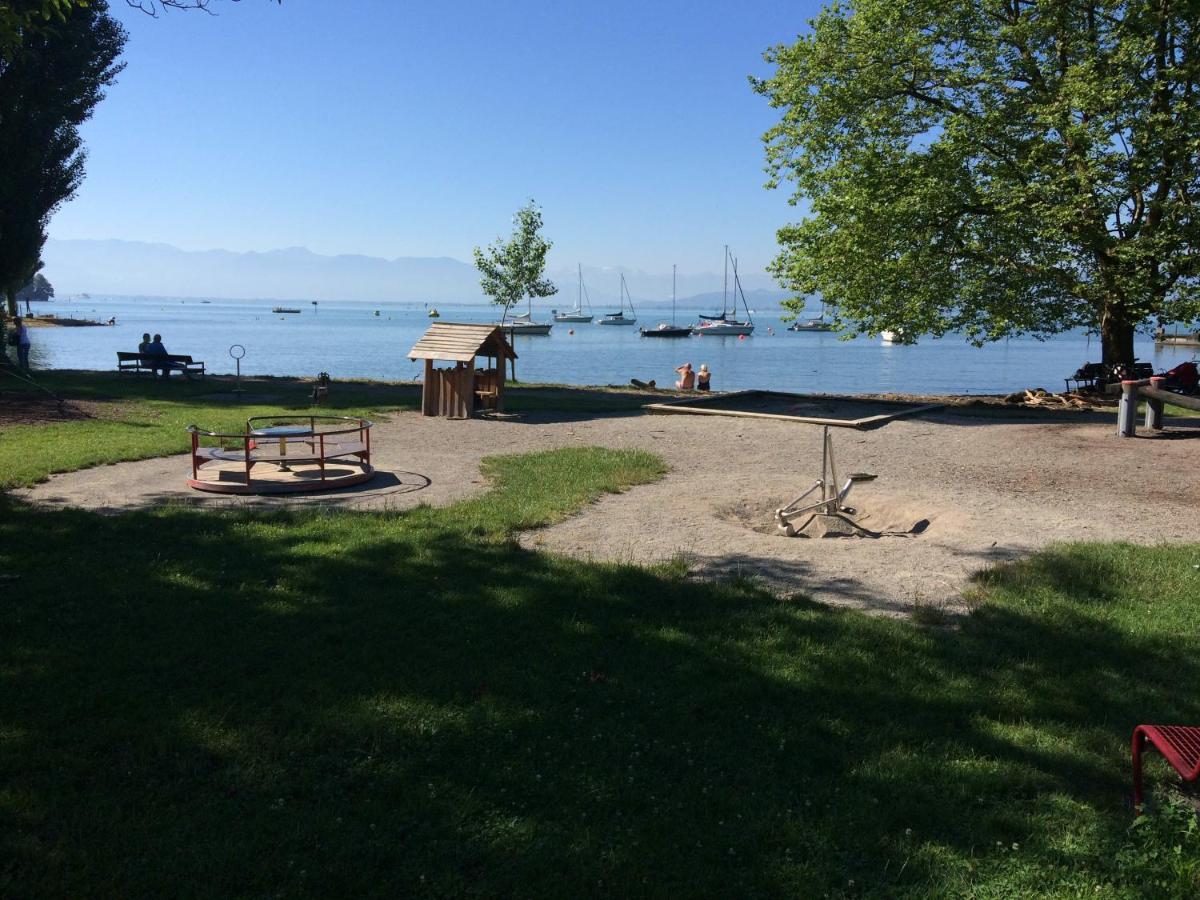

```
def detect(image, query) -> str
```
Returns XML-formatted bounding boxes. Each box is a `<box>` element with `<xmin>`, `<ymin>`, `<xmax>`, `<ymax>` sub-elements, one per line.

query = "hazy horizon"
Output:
<box><xmin>41</xmin><ymin>237</ymin><xmax>790</xmax><ymax>305</ymax></box>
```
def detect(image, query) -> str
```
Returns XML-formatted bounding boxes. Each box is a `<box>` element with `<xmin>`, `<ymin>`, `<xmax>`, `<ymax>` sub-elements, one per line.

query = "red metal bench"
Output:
<box><xmin>1132</xmin><ymin>724</ymin><xmax>1200</xmax><ymax>810</ymax></box>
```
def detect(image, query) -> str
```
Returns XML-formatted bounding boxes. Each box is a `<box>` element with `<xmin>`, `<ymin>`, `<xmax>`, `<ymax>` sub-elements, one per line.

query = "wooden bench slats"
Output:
<box><xmin>116</xmin><ymin>352</ymin><xmax>205</xmax><ymax>377</ymax></box>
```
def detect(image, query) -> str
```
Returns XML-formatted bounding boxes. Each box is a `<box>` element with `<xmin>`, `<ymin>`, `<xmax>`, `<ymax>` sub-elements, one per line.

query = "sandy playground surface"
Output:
<box><xmin>16</xmin><ymin>400</ymin><xmax>1200</xmax><ymax>616</ymax></box>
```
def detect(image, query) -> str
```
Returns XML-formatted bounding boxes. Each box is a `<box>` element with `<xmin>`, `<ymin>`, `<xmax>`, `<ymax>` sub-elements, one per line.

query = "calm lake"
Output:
<box><xmin>23</xmin><ymin>296</ymin><xmax>1198</xmax><ymax>395</ymax></box>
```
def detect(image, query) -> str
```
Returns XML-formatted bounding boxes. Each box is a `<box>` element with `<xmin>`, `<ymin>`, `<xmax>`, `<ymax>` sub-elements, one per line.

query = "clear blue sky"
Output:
<box><xmin>50</xmin><ymin>0</ymin><xmax>821</xmax><ymax>279</ymax></box>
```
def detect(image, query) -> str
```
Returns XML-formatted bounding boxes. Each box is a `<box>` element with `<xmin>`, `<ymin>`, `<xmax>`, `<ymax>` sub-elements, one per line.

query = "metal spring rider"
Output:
<box><xmin>775</xmin><ymin>426</ymin><xmax>876</xmax><ymax>536</ymax></box>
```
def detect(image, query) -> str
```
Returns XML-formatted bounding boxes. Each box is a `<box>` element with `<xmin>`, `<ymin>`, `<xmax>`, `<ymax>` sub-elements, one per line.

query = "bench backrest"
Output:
<box><xmin>117</xmin><ymin>352</ymin><xmax>196</xmax><ymax>363</ymax></box>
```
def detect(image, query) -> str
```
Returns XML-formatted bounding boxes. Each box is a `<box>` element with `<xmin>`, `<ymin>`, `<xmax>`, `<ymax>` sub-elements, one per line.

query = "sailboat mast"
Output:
<box><xmin>577</xmin><ymin>263</ymin><xmax>583</xmax><ymax>314</ymax></box>
<box><xmin>731</xmin><ymin>254</ymin><xmax>753</xmax><ymax>324</ymax></box>
<box><xmin>672</xmin><ymin>264</ymin><xmax>676</xmax><ymax>325</ymax></box>
<box><xmin>723</xmin><ymin>244</ymin><xmax>729</xmax><ymax>315</ymax></box>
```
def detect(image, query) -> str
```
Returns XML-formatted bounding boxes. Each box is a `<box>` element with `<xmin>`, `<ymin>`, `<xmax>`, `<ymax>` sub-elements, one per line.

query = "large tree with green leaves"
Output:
<box><xmin>473</xmin><ymin>201</ymin><xmax>558</xmax><ymax>318</ymax></box>
<box><xmin>756</xmin><ymin>0</ymin><xmax>1200</xmax><ymax>364</ymax></box>
<box><xmin>0</xmin><ymin>0</ymin><xmax>125</xmax><ymax>316</ymax></box>
<box><xmin>1</xmin><ymin>2</ymin><xmax>271</xmax><ymax>57</ymax></box>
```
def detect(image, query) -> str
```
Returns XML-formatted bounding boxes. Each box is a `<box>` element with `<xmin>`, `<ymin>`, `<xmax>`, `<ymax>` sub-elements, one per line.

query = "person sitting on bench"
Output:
<box><xmin>138</xmin><ymin>332</ymin><xmax>152</xmax><ymax>354</ymax></box>
<box><xmin>146</xmin><ymin>333</ymin><xmax>183</xmax><ymax>378</ymax></box>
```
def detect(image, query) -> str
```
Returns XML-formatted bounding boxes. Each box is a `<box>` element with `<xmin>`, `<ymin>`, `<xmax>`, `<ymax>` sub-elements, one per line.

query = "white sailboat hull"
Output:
<box><xmin>696</xmin><ymin>321</ymin><xmax>753</xmax><ymax>336</ymax></box>
<box><xmin>598</xmin><ymin>315</ymin><xmax>637</xmax><ymax>326</ymax></box>
<box><xmin>500</xmin><ymin>322</ymin><xmax>553</xmax><ymax>335</ymax></box>
<box><xmin>553</xmin><ymin>313</ymin><xmax>593</xmax><ymax>323</ymax></box>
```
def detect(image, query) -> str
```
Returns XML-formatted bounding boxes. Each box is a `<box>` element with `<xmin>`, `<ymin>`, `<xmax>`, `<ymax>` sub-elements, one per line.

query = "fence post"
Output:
<box><xmin>1117</xmin><ymin>380</ymin><xmax>1139</xmax><ymax>437</ymax></box>
<box><xmin>1145</xmin><ymin>377</ymin><xmax>1166</xmax><ymax>431</ymax></box>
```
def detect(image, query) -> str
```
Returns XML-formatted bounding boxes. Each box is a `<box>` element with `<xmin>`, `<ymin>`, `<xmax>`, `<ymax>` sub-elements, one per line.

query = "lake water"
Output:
<box><xmin>22</xmin><ymin>296</ymin><xmax>1198</xmax><ymax>395</ymax></box>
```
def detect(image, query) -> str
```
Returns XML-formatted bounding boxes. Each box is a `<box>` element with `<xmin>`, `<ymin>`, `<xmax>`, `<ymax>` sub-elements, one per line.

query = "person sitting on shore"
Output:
<box><xmin>675</xmin><ymin>362</ymin><xmax>695</xmax><ymax>390</ymax></box>
<box><xmin>138</xmin><ymin>332</ymin><xmax>152</xmax><ymax>354</ymax></box>
<box><xmin>697</xmin><ymin>363</ymin><xmax>711</xmax><ymax>392</ymax></box>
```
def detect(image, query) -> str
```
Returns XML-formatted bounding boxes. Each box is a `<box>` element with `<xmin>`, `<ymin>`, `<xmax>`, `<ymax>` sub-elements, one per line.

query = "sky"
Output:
<box><xmin>49</xmin><ymin>0</ymin><xmax>821</xmax><ymax>281</ymax></box>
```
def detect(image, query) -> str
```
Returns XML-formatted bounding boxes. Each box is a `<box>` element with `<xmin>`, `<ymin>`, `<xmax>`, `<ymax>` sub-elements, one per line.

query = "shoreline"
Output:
<box><xmin>1</xmin><ymin>368</ymin><xmax>1132</xmax><ymax>419</ymax></box>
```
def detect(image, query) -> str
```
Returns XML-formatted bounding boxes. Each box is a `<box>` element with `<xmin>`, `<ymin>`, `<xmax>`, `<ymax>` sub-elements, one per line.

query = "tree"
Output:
<box><xmin>755</xmin><ymin>1</ymin><xmax>1200</xmax><ymax>365</ymax></box>
<box><xmin>2</xmin><ymin>2</ymin><xmax>274</xmax><ymax>57</ymax></box>
<box><xmin>472</xmin><ymin>201</ymin><xmax>557</xmax><ymax>318</ymax></box>
<box><xmin>16</xmin><ymin>273</ymin><xmax>54</xmax><ymax>303</ymax></box>
<box><xmin>0</xmin><ymin>0</ymin><xmax>125</xmax><ymax>316</ymax></box>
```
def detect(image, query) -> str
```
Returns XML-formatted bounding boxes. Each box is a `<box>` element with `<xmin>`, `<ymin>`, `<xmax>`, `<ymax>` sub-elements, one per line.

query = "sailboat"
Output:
<box><xmin>641</xmin><ymin>264</ymin><xmax>691</xmax><ymax>337</ymax></box>
<box><xmin>788</xmin><ymin>299</ymin><xmax>834</xmax><ymax>332</ymax></box>
<box><xmin>498</xmin><ymin>291</ymin><xmax>553</xmax><ymax>335</ymax></box>
<box><xmin>695</xmin><ymin>247</ymin><xmax>754</xmax><ymax>336</ymax></box>
<box><xmin>554</xmin><ymin>265</ymin><xmax>594</xmax><ymax>323</ymax></box>
<box><xmin>598</xmin><ymin>274</ymin><xmax>637</xmax><ymax>325</ymax></box>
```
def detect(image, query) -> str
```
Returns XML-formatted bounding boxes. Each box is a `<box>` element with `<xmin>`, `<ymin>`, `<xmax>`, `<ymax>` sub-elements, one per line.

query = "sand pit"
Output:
<box><xmin>15</xmin><ymin>403</ymin><xmax>1200</xmax><ymax>615</ymax></box>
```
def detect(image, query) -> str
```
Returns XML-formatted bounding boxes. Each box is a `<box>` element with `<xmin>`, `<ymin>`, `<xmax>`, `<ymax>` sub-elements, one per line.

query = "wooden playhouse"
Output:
<box><xmin>408</xmin><ymin>322</ymin><xmax>517</xmax><ymax>418</ymax></box>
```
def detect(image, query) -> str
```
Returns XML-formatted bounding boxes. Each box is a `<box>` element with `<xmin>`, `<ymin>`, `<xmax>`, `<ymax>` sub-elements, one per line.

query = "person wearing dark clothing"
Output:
<box><xmin>146</xmin><ymin>334</ymin><xmax>175</xmax><ymax>378</ymax></box>
<box><xmin>138</xmin><ymin>333</ymin><xmax>152</xmax><ymax>354</ymax></box>
<box><xmin>697</xmin><ymin>364</ymin><xmax>711</xmax><ymax>391</ymax></box>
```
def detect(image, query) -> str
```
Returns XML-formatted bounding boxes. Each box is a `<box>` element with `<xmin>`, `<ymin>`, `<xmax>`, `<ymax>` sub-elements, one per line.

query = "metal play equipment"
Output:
<box><xmin>187</xmin><ymin>415</ymin><xmax>375</xmax><ymax>494</ymax></box>
<box><xmin>774</xmin><ymin>426</ymin><xmax>877</xmax><ymax>537</ymax></box>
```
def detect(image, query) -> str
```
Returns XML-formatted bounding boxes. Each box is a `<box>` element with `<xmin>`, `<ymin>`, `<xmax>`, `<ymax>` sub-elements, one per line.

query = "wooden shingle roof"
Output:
<box><xmin>407</xmin><ymin>322</ymin><xmax>516</xmax><ymax>363</ymax></box>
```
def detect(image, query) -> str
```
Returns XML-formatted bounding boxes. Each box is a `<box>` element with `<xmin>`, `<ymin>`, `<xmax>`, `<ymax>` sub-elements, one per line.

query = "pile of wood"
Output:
<box><xmin>1003</xmin><ymin>387</ymin><xmax>1113</xmax><ymax>409</ymax></box>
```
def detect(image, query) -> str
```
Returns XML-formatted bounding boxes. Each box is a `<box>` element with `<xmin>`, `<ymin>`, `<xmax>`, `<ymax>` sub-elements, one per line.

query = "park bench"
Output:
<box><xmin>117</xmin><ymin>352</ymin><xmax>205</xmax><ymax>378</ymax></box>
<box><xmin>1065</xmin><ymin>361</ymin><xmax>1154</xmax><ymax>393</ymax></box>
<box><xmin>1132</xmin><ymin>724</ymin><xmax>1200</xmax><ymax>810</ymax></box>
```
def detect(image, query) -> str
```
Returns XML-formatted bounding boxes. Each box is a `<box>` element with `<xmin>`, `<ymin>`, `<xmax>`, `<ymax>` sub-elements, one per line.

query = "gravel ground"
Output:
<box><xmin>16</xmin><ymin>404</ymin><xmax>1200</xmax><ymax>615</ymax></box>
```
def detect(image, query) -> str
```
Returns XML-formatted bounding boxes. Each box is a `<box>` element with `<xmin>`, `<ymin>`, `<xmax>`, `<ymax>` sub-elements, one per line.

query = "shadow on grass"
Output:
<box><xmin>1</xmin><ymin>495</ymin><xmax>1198</xmax><ymax>895</ymax></box>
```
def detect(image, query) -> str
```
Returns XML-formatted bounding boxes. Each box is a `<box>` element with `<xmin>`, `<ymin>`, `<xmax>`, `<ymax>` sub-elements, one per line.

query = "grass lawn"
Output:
<box><xmin>1</xmin><ymin>372</ymin><xmax>1199</xmax><ymax>896</ymax></box>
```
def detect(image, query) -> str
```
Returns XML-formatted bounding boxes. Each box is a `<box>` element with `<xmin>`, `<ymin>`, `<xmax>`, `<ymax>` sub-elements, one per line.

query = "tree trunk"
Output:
<box><xmin>1099</xmin><ymin>308</ymin><xmax>1135</xmax><ymax>367</ymax></box>
<box><xmin>4</xmin><ymin>288</ymin><xmax>16</xmax><ymax>318</ymax></box>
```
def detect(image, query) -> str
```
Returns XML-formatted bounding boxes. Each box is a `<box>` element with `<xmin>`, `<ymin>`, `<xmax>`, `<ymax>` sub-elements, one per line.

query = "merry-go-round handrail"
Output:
<box><xmin>186</xmin><ymin>415</ymin><xmax>373</xmax><ymax>440</ymax></box>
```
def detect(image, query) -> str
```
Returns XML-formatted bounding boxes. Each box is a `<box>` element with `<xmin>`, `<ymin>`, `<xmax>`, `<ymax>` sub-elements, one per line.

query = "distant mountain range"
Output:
<box><xmin>41</xmin><ymin>239</ymin><xmax>789</xmax><ymax>307</ymax></box>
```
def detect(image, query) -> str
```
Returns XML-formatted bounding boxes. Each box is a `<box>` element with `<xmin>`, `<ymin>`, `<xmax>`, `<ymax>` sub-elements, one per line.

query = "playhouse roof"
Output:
<box><xmin>407</xmin><ymin>322</ymin><xmax>517</xmax><ymax>363</ymax></box>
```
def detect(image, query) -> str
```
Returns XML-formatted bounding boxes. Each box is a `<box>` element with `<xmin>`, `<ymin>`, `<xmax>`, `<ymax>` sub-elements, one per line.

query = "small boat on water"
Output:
<box><xmin>1154</xmin><ymin>328</ymin><xmax>1200</xmax><ymax>347</ymax></box>
<box><xmin>500</xmin><ymin>311</ymin><xmax>553</xmax><ymax>335</ymax></box>
<box><xmin>788</xmin><ymin>301</ymin><xmax>834</xmax><ymax>332</ymax></box>
<box><xmin>881</xmin><ymin>329</ymin><xmax>916</xmax><ymax>344</ymax></box>
<box><xmin>427</xmin><ymin>307</ymin><xmax>441</xmax><ymax>318</ymax></box>
<box><xmin>499</xmin><ymin>287</ymin><xmax>553</xmax><ymax>335</ymax></box>
<box><xmin>695</xmin><ymin>247</ymin><xmax>754</xmax><ymax>336</ymax></box>
<box><xmin>311</xmin><ymin>301</ymin><xmax>318</xmax><ymax>306</ymax></box>
<box><xmin>641</xmin><ymin>265</ymin><xmax>691</xmax><ymax>338</ymax></box>
<box><xmin>554</xmin><ymin>265</ymin><xmax>595</xmax><ymax>323</ymax></box>
<box><xmin>272</xmin><ymin>306</ymin><xmax>302</xmax><ymax>314</ymax></box>
<box><xmin>598</xmin><ymin>274</ymin><xmax>637</xmax><ymax>326</ymax></box>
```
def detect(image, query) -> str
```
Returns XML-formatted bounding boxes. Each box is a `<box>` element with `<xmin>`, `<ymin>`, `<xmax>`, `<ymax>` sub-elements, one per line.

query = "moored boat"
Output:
<box><xmin>598</xmin><ymin>274</ymin><xmax>637</xmax><ymax>326</ymax></box>
<box><xmin>272</xmin><ymin>306</ymin><xmax>302</xmax><ymax>314</ymax></box>
<box><xmin>641</xmin><ymin>264</ymin><xmax>691</xmax><ymax>337</ymax></box>
<box><xmin>695</xmin><ymin>247</ymin><xmax>754</xmax><ymax>337</ymax></box>
<box><xmin>554</xmin><ymin>265</ymin><xmax>595</xmax><ymax>322</ymax></box>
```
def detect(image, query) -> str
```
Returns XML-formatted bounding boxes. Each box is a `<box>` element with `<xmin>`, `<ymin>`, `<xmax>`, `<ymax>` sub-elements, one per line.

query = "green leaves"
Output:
<box><xmin>0</xmin><ymin>1</ymin><xmax>126</xmax><ymax>313</ymax></box>
<box><xmin>472</xmin><ymin>201</ymin><xmax>558</xmax><ymax>312</ymax></box>
<box><xmin>758</xmin><ymin>0</ymin><xmax>1200</xmax><ymax>361</ymax></box>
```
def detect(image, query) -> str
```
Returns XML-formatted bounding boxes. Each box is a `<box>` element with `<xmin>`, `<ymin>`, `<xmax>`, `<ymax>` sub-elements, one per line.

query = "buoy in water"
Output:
<box><xmin>568</xmin><ymin>329</ymin><xmax>575</xmax><ymax>335</ymax></box>
<box><xmin>739</xmin><ymin>334</ymin><xmax>746</xmax><ymax>341</ymax></box>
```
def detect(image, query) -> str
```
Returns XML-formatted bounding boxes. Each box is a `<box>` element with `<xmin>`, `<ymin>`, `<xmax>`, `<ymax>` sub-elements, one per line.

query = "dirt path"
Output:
<box><xmin>16</xmin><ymin>406</ymin><xmax>1200</xmax><ymax>615</ymax></box>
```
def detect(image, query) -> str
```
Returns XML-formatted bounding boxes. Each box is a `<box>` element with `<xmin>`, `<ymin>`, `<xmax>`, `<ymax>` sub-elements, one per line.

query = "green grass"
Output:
<box><xmin>2</xmin><ymin>437</ymin><xmax>1199</xmax><ymax>896</ymax></box>
<box><xmin>0</xmin><ymin>371</ymin><xmax>652</xmax><ymax>488</ymax></box>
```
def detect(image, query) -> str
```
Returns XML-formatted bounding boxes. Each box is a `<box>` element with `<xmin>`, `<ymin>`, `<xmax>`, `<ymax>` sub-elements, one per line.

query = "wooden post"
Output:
<box><xmin>1145</xmin><ymin>377</ymin><xmax>1166</xmax><ymax>431</ymax></box>
<box><xmin>1117</xmin><ymin>380</ymin><xmax>1139</xmax><ymax>437</ymax></box>
<box><xmin>422</xmin><ymin>359</ymin><xmax>436</xmax><ymax>416</ymax></box>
